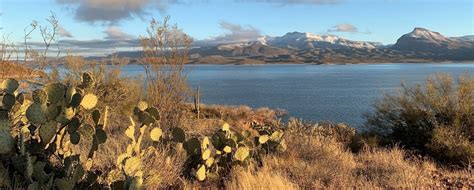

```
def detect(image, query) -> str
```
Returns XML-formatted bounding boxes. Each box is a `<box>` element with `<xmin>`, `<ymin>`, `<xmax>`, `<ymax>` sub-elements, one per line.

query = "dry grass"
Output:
<box><xmin>226</xmin><ymin>166</ymin><xmax>297</xmax><ymax>190</ymax></box>
<box><xmin>354</xmin><ymin>147</ymin><xmax>433</xmax><ymax>188</ymax></box>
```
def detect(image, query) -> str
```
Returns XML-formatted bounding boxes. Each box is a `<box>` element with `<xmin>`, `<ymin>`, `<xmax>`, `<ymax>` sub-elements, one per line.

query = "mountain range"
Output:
<box><xmin>105</xmin><ymin>27</ymin><xmax>474</xmax><ymax>64</ymax></box>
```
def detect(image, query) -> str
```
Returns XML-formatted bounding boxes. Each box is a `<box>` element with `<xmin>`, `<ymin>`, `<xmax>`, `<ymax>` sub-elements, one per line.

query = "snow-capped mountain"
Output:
<box><xmin>262</xmin><ymin>32</ymin><xmax>382</xmax><ymax>49</ymax></box>
<box><xmin>392</xmin><ymin>27</ymin><xmax>473</xmax><ymax>52</ymax></box>
<box><xmin>106</xmin><ymin>27</ymin><xmax>474</xmax><ymax>64</ymax></box>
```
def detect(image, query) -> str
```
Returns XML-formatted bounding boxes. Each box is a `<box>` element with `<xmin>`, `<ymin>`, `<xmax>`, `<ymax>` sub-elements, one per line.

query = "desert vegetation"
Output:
<box><xmin>0</xmin><ymin>15</ymin><xmax>473</xmax><ymax>189</ymax></box>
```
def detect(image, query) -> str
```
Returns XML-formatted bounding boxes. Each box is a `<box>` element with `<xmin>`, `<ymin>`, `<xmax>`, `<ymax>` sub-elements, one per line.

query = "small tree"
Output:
<box><xmin>365</xmin><ymin>74</ymin><xmax>474</xmax><ymax>166</ymax></box>
<box><xmin>139</xmin><ymin>16</ymin><xmax>193</xmax><ymax>128</ymax></box>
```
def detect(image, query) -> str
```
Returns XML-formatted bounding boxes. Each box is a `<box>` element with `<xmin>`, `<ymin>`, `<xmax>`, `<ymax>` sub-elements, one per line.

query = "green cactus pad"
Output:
<box><xmin>137</xmin><ymin>101</ymin><xmax>148</xmax><ymax>111</ymax></box>
<box><xmin>138</xmin><ymin>111</ymin><xmax>155</xmax><ymax>125</ymax></box>
<box><xmin>55</xmin><ymin>178</ymin><xmax>74</xmax><ymax>190</ymax></box>
<box><xmin>44</xmin><ymin>83</ymin><xmax>66</xmax><ymax>104</ymax></box>
<box><xmin>1</xmin><ymin>78</ymin><xmax>19</xmax><ymax>94</ymax></box>
<box><xmin>201</xmin><ymin>149</ymin><xmax>211</xmax><ymax>160</ymax></box>
<box><xmin>150</xmin><ymin>127</ymin><xmax>162</xmax><ymax>142</ymax></box>
<box><xmin>92</xmin><ymin>109</ymin><xmax>101</xmax><ymax>125</ymax></box>
<box><xmin>0</xmin><ymin>128</ymin><xmax>14</xmax><ymax>154</ymax></box>
<box><xmin>211</xmin><ymin>131</ymin><xmax>226</xmax><ymax>150</ymax></box>
<box><xmin>171</xmin><ymin>127</ymin><xmax>186</xmax><ymax>143</ymax></box>
<box><xmin>145</xmin><ymin>106</ymin><xmax>160</xmax><ymax>120</ymax></box>
<box><xmin>185</xmin><ymin>137</ymin><xmax>201</xmax><ymax>155</ymax></box>
<box><xmin>32</xmin><ymin>89</ymin><xmax>48</xmax><ymax>104</ymax></box>
<box><xmin>196</xmin><ymin>165</ymin><xmax>206</xmax><ymax>181</ymax></box>
<box><xmin>234</xmin><ymin>146</ymin><xmax>250</xmax><ymax>161</ymax></box>
<box><xmin>40</xmin><ymin>122</ymin><xmax>58</xmax><ymax>144</ymax></box>
<box><xmin>46</xmin><ymin>105</ymin><xmax>59</xmax><ymax>120</ymax></box>
<box><xmin>26</xmin><ymin>103</ymin><xmax>48</xmax><ymax>124</ymax></box>
<box><xmin>65</xmin><ymin>85</ymin><xmax>76</xmax><ymax>103</ymax></box>
<box><xmin>95</xmin><ymin>128</ymin><xmax>107</xmax><ymax>144</ymax></box>
<box><xmin>2</xmin><ymin>93</ymin><xmax>16</xmax><ymax>110</ymax></box>
<box><xmin>70</xmin><ymin>132</ymin><xmax>80</xmax><ymax>145</ymax></box>
<box><xmin>81</xmin><ymin>72</ymin><xmax>94</xmax><ymax>89</ymax></box>
<box><xmin>69</xmin><ymin>93</ymin><xmax>82</xmax><ymax>108</ymax></box>
<box><xmin>80</xmin><ymin>94</ymin><xmax>98</xmax><ymax>110</ymax></box>
<box><xmin>67</xmin><ymin>118</ymin><xmax>81</xmax><ymax>134</ymax></box>
<box><xmin>78</xmin><ymin>124</ymin><xmax>94</xmax><ymax>141</ymax></box>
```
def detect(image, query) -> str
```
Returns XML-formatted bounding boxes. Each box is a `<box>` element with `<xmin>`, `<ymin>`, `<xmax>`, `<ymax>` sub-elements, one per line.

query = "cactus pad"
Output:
<box><xmin>258</xmin><ymin>135</ymin><xmax>269</xmax><ymax>144</ymax></box>
<box><xmin>80</xmin><ymin>94</ymin><xmax>98</xmax><ymax>110</ymax></box>
<box><xmin>137</xmin><ymin>101</ymin><xmax>148</xmax><ymax>111</ymax></box>
<box><xmin>201</xmin><ymin>136</ymin><xmax>210</xmax><ymax>150</ymax></box>
<box><xmin>138</xmin><ymin>111</ymin><xmax>155</xmax><ymax>125</ymax></box>
<box><xmin>196</xmin><ymin>165</ymin><xmax>206</xmax><ymax>181</ymax></box>
<box><xmin>70</xmin><ymin>132</ymin><xmax>80</xmax><ymax>145</ymax></box>
<box><xmin>145</xmin><ymin>106</ymin><xmax>160</xmax><ymax>120</ymax></box>
<box><xmin>223</xmin><ymin>146</ymin><xmax>232</xmax><ymax>153</ymax></box>
<box><xmin>92</xmin><ymin>109</ymin><xmax>101</xmax><ymax>125</ymax></box>
<box><xmin>95</xmin><ymin>128</ymin><xmax>107</xmax><ymax>144</ymax></box>
<box><xmin>150</xmin><ymin>127</ymin><xmax>162</xmax><ymax>142</ymax></box>
<box><xmin>0</xmin><ymin>128</ymin><xmax>14</xmax><ymax>154</ymax></box>
<box><xmin>234</xmin><ymin>146</ymin><xmax>249</xmax><ymax>161</ymax></box>
<box><xmin>69</xmin><ymin>93</ymin><xmax>82</xmax><ymax>108</ymax></box>
<box><xmin>124</xmin><ymin>156</ymin><xmax>141</xmax><ymax>177</ymax></box>
<box><xmin>201</xmin><ymin>149</ymin><xmax>211</xmax><ymax>160</ymax></box>
<box><xmin>26</xmin><ymin>103</ymin><xmax>48</xmax><ymax>124</ymax></box>
<box><xmin>67</xmin><ymin>118</ymin><xmax>81</xmax><ymax>134</ymax></box>
<box><xmin>32</xmin><ymin>89</ymin><xmax>48</xmax><ymax>104</ymax></box>
<box><xmin>2</xmin><ymin>93</ymin><xmax>16</xmax><ymax>110</ymax></box>
<box><xmin>78</xmin><ymin>124</ymin><xmax>94</xmax><ymax>141</ymax></box>
<box><xmin>44</xmin><ymin>83</ymin><xmax>66</xmax><ymax>104</ymax></box>
<box><xmin>81</xmin><ymin>72</ymin><xmax>94</xmax><ymax>88</ymax></box>
<box><xmin>171</xmin><ymin>127</ymin><xmax>185</xmax><ymax>143</ymax></box>
<box><xmin>185</xmin><ymin>137</ymin><xmax>201</xmax><ymax>155</ymax></box>
<box><xmin>39</xmin><ymin>122</ymin><xmax>57</xmax><ymax>144</ymax></box>
<box><xmin>1</xmin><ymin>78</ymin><xmax>19</xmax><ymax>93</ymax></box>
<box><xmin>222</xmin><ymin>123</ymin><xmax>230</xmax><ymax>132</ymax></box>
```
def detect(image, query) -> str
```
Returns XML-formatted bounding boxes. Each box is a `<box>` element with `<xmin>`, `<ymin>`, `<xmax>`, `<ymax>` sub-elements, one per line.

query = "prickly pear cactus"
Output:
<box><xmin>1</xmin><ymin>78</ymin><xmax>19</xmax><ymax>94</ymax></box>
<box><xmin>0</xmin><ymin>73</ymin><xmax>109</xmax><ymax>189</ymax></box>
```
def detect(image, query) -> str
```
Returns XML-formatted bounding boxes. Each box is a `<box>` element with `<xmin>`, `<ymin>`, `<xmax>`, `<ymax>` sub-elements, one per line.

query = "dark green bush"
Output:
<box><xmin>365</xmin><ymin>74</ymin><xmax>474</xmax><ymax>166</ymax></box>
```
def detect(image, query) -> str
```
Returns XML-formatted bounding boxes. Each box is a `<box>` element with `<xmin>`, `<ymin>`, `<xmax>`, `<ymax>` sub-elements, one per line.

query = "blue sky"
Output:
<box><xmin>0</xmin><ymin>0</ymin><xmax>472</xmax><ymax>55</ymax></box>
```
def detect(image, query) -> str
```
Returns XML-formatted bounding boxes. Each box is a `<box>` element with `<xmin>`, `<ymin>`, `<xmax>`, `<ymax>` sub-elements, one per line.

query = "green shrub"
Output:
<box><xmin>365</xmin><ymin>74</ymin><xmax>474</xmax><ymax>166</ymax></box>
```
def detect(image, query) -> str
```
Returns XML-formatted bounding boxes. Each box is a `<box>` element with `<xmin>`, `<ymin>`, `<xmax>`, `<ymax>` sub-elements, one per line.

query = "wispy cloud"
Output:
<box><xmin>103</xmin><ymin>26</ymin><xmax>134</xmax><ymax>40</ymax></box>
<box><xmin>237</xmin><ymin>0</ymin><xmax>343</xmax><ymax>5</ymax></box>
<box><xmin>195</xmin><ymin>22</ymin><xmax>262</xmax><ymax>46</ymax></box>
<box><xmin>58</xmin><ymin>26</ymin><xmax>74</xmax><ymax>38</ymax></box>
<box><xmin>328</xmin><ymin>23</ymin><xmax>358</xmax><ymax>33</ymax></box>
<box><xmin>55</xmin><ymin>0</ymin><xmax>179</xmax><ymax>24</ymax></box>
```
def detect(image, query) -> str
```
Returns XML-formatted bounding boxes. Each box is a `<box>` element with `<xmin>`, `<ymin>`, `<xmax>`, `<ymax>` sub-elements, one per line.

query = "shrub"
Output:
<box><xmin>365</xmin><ymin>74</ymin><xmax>474</xmax><ymax>166</ymax></box>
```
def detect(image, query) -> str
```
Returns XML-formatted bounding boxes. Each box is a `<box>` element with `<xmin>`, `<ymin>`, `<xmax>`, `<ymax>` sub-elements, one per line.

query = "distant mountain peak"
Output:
<box><xmin>407</xmin><ymin>27</ymin><xmax>447</xmax><ymax>42</ymax></box>
<box><xmin>392</xmin><ymin>27</ymin><xmax>473</xmax><ymax>52</ymax></box>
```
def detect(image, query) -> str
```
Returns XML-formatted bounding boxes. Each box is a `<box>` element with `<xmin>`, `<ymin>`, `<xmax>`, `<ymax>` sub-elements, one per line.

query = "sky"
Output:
<box><xmin>0</xmin><ymin>0</ymin><xmax>472</xmax><ymax>56</ymax></box>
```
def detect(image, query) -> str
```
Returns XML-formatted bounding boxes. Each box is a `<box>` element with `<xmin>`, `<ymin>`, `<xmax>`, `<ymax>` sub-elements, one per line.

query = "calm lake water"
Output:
<box><xmin>119</xmin><ymin>63</ymin><xmax>474</xmax><ymax>128</ymax></box>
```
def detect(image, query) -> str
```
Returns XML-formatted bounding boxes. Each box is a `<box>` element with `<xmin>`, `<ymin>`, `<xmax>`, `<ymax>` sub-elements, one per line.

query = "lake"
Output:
<box><xmin>119</xmin><ymin>63</ymin><xmax>474</xmax><ymax>128</ymax></box>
